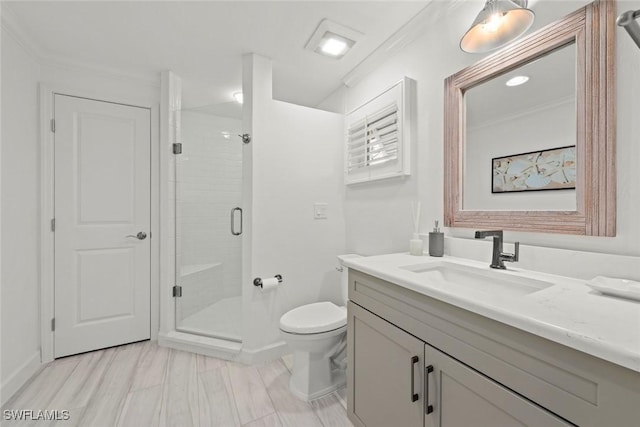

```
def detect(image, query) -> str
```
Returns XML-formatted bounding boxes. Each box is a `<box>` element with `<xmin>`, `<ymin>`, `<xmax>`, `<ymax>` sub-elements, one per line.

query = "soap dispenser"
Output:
<box><xmin>429</xmin><ymin>221</ymin><xmax>444</xmax><ymax>257</ymax></box>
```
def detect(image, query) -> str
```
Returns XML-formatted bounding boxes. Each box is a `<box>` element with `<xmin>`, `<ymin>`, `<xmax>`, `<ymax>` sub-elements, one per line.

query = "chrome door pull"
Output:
<box><xmin>230</xmin><ymin>207</ymin><xmax>243</xmax><ymax>236</ymax></box>
<box><xmin>126</xmin><ymin>232</ymin><xmax>147</xmax><ymax>240</ymax></box>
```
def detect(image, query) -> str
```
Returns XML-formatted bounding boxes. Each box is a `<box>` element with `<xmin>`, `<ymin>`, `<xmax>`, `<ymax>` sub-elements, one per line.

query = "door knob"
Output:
<box><xmin>126</xmin><ymin>232</ymin><xmax>147</xmax><ymax>240</ymax></box>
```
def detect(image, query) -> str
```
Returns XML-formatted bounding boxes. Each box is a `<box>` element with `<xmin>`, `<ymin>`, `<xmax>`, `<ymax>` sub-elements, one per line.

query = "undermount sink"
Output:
<box><xmin>400</xmin><ymin>261</ymin><xmax>553</xmax><ymax>296</ymax></box>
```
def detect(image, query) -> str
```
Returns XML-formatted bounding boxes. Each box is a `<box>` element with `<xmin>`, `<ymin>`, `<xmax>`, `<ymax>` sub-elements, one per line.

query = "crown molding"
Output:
<box><xmin>1</xmin><ymin>3</ymin><xmax>159</xmax><ymax>88</ymax></box>
<box><xmin>341</xmin><ymin>0</ymin><xmax>474</xmax><ymax>88</ymax></box>
<box><xmin>341</xmin><ymin>0</ymin><xmax>435</xmax><ymax>88</ymax></box>
<box><xmin>41</xmin><ymin>55</ymin><xmax>160</xmax><ymax>89</ymax></box>
<box><xmin>1</xmin><ymin>3</ymin><xmax>44</xmax><ymax>61</ymax></box>
<box><xmin>467</xmin><ymin>94</ymin><xmax>575</xmax><ymax>131</ymax></box>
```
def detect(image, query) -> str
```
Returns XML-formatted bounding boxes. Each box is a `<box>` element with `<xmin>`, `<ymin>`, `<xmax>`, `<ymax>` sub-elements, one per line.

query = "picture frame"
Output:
<box><xmin>492</xmin><ymin>145</ymin><xmax>576</xmax><ymax>193</ymax></box>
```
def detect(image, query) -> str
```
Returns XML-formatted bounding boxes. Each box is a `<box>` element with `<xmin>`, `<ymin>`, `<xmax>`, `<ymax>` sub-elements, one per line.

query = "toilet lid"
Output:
<box><xmin>280</xmin><ymin>302</ymin><xmax>347</xmax><ymax>334</ymax></box>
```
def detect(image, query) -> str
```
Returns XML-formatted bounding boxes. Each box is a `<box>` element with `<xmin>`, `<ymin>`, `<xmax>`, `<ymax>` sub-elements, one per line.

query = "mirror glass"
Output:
<box><xmin>462</xmin><ymin>42</ymin><xmax>576</xmax><ymax>211</ymax></box>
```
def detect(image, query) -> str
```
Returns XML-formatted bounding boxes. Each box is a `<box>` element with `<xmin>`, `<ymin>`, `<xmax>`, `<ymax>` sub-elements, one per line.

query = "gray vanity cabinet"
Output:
<box><xmin>347</xmin><ymin>269</ymin><xmax>640</xmax><ymax>427</ymax></box>
<box><xmin>348</xmin><ymin>301</ymin><xmax>571</xmax><ymax>427</ymax></box>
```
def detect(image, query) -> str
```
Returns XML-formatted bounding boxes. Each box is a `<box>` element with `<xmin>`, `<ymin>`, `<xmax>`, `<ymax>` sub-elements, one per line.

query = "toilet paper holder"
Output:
<box><xmin>253</xmin><ymin>274</ymin><xmax>283</xmax><ymax>288</ymax></box>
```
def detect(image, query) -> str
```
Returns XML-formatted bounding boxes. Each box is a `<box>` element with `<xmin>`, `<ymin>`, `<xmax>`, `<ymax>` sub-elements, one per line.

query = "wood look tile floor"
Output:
<box><xmin>2</xmin><ymin>341</ymin><xmax>353</xmax><ymax>427</ymax></box>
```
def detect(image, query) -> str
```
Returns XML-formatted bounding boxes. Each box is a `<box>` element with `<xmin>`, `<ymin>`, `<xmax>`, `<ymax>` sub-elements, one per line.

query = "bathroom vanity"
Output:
<box><xmin>344</xmin><ymin>254</ymin><xmax>640</xmax><ymax>427</ymax></box>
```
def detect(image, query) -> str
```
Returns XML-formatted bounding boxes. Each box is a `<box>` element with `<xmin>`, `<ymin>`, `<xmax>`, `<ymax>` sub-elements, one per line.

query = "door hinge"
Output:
<box><xmin>51</xmin><ymin>318</ymin><xmax>55</xmax><ymax>331</ymax></box>
<box><xmin>50</xmin><ymin>119</ymin><xmax>55</xmax><ymax>133</ymax></box>
<box><xmin>172</xmin><ymin>285</ymin><xmax>182</xmax><ymax>298</ymax></box>
<box><xmin>172</xmin><ymin>143</ymin><xmax>182</xmax><ymax>154</ymax></box>
<box><xmin>50</xmin><ymin>218</ymin><xmax>55</xmax><ymax>232</ymax></box>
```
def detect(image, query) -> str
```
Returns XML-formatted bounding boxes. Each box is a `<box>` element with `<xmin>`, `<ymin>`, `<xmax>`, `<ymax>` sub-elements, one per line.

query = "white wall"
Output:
<box><xmin>1</xmin><ymin>25</ymin><xmax>42</xmax><ymax>403</ymax></box>
<box><xmin>242</xmin><ymin>54</ymin><xmax>346</xmax><ymax>353</ymax></box>
<box><xmin>331</xmin><ymin>0</ymin><xmax>640</xmax><ymax>270</ymax></box>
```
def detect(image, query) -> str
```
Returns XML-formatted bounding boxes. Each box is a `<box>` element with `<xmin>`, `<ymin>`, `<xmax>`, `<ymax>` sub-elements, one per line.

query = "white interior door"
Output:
<box><xmin>54</xmin><ymin>94</ymin><xmax>151</xmax><ymax>358</ymax></box>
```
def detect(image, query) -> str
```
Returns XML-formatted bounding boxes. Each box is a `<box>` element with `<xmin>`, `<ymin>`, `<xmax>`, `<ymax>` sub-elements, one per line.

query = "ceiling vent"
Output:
<box><xmin>305</xmin><ymin>19</ymin><xmax>364</xmax><ymax>59</ymax></box>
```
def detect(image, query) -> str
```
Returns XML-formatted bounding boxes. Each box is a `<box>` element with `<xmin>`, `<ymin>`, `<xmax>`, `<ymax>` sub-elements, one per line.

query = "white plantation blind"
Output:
<box><xmin>344</xmin><ymin>78</ymin><xmax>413</xmax><ymax>185</ymax></box>
<box><xmin>347</xmin><ymin>103</ymin><xmax>399</xmax><ymax>173</ymax></box>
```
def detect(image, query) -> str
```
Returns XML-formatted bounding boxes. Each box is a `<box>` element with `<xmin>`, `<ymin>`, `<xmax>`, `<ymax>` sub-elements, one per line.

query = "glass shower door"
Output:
<box><xmin>175</xmin><ymin>108</ymin><xmax>243</xmax><ymax>342</ymax></box>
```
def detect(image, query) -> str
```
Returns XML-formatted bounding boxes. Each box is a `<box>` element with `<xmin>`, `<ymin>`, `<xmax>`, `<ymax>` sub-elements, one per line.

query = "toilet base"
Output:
<box><xmin>288</xmin><ymin>350</ymin><xmax>346</xmax><ymax>401</ymax></box>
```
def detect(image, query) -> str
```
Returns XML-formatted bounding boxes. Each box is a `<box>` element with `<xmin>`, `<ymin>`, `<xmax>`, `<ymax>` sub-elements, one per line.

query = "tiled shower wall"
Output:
<box><xmin>176</xmin><ymin>111</ymin><xmax>243</xmax><ymax>312</ymax></box>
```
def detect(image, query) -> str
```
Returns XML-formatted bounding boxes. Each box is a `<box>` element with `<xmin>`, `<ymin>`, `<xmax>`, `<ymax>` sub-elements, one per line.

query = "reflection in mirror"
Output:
<box><xmin>463</xmin><ymin>42</ymin><xmax>576</xmax><ymax>211</ymax></box>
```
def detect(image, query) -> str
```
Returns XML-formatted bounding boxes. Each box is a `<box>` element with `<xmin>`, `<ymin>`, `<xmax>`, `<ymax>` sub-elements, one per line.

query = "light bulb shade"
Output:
<box><xmin>460</xmin><ymin>0</ymin><xmax>535</xmax><ymax>53</ymax></box>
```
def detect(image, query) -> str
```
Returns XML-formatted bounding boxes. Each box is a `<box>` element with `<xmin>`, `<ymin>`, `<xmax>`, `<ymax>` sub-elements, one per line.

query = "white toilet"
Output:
<box><xmin>279</xmin><ymin>254</ymin><xmax>360</xmax><ymax>401</ymax></box>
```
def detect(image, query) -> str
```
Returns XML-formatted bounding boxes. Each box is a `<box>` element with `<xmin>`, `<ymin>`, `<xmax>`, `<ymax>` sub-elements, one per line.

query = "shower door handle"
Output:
<box><xmin>231</xmin><ymin>207</ymin><xmax>243</xmax><ymax>236</ymax></box>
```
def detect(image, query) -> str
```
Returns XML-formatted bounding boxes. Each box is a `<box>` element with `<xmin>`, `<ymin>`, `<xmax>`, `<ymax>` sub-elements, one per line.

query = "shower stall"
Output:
<box><xmin>174</xmin><ymin>107</ymin><xmax>244</xmax><ymax>343</ymax></box>
<box><xmin>161</xmin><ymin>57</ymin><xmax>345</xmax><ymax>362</ymax></box>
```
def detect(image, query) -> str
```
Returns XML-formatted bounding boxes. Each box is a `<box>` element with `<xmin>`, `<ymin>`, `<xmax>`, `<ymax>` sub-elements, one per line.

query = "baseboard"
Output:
<box><xmin>0</xmin><ymin>351</ymin><xmax>42</xmax><ymax>407</ymax></box>
<box><xmin>158</xmin><ymin>331</ymin><xmax>289</xmax><ymax>365</ymax></box>
<box><xmin>238</xmin><ymin>341</ymin><xmax>290</xmax><ymax>365</ymax></box>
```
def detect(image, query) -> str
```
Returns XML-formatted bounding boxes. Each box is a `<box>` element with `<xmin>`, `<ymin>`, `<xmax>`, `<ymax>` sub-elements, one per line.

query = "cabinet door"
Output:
<box><xmin>424</xmin><ymin>344</ymin><xmax>573</xmax><ymax>427</ymax></box>
<box><xmin>348</xmin><ymin>302</ymin><xmax>424</xmax><ymax>427</ymax></box>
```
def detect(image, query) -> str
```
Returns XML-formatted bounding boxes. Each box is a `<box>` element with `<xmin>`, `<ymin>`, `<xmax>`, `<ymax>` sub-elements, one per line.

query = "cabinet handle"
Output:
<box><xmin>425</xmin><ymin>365</ymin><xmax>434</xmax><ymax>414</ymax></box>
<box><xmin>410</xmin><ymin>356</ymin><xmax>419</xmax><ymax>402</ymax></box>
<box><xmin>230</xmin><ymin>207</ymin><xmax>242</xmax><ymax>236</ymax></box>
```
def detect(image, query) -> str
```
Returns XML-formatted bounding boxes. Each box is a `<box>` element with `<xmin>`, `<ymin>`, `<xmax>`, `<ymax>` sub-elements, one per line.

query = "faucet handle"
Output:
<box><xmin>500</xmin><ymin>241</ymin><xmax>520</xmax><ymax>264</ymax></box>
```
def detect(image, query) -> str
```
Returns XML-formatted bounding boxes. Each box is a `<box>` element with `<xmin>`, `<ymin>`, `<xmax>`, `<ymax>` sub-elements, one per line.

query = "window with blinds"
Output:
<box><xmin>347</xmin><ymin>103</ymin><xmax>399</xmax><ymax>172</ymax></box>
<box><xmin>344</xmin><ymin>77</ymin><xmax>413</xmax><ymax>185</ymax></box>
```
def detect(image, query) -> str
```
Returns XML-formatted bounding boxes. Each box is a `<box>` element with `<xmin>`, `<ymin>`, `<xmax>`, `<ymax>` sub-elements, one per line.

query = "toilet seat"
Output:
<box><xmin>280</xmin><ymin>302</ymin><xmax>346</xmax><ymax>334</ymax></box>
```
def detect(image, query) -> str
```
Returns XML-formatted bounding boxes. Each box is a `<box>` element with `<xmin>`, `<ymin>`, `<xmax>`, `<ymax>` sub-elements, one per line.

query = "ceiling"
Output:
<box><xmin>3</xmin><ymin>1</ymin><xmax>429</xmax><ymax>111</ymax></box>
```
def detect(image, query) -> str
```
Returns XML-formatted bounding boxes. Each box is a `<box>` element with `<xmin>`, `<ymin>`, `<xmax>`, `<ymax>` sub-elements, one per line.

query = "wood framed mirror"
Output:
<box><xmin>444</xmin><ymin>0</ymin><xmax>616</xmax><ymax>236</ymax></box>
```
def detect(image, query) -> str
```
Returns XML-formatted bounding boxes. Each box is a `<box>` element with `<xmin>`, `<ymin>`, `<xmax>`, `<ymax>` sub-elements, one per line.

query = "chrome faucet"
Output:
<box><xmin>474</xmin><ymin>230</ymin><xmax>520</xmax><ymax>270</ymax></box>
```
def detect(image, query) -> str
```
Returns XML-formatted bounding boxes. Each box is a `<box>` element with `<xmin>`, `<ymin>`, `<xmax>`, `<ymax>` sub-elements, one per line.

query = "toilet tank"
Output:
<box><xmin>337</xmin><ymin>254</ymin><xmax>361</xmax><ymax>305</ymax></box>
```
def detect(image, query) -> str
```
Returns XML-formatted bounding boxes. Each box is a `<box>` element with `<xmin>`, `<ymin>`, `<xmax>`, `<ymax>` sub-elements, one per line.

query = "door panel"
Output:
<box><xmin>76</xmin><ymin>113</ymin><xmax>137</xmax><ymax>223</ymax></box>
<box><xmin>76</xmin><ymin>248</ymin><xmax>135</xmax><ymax>321</ymax></box>
<box><xmin>54</xmin><ymin>94</ymin><xmax>151</xmax><ymax>358</ymax></box>
<box><xmin>348</xmin><ymin>302</ymin><xmax>424</xmax><ymax>427</ymax></box>
<box><xmin>424</xmin><ymin>344</ymin><xmax>573</xmax><ymax>427</ymax></box>
<box><xmin>174</xmin><ymin>110</ymin><xmax>243</xmax><ymax>341</ymax></box>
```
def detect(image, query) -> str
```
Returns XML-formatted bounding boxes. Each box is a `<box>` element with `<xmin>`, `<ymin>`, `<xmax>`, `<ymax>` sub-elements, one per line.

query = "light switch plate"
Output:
<box><xmin>314</xmin><ymin>203</ymin><xmax>328</xmax><ymax>219</ymax></box>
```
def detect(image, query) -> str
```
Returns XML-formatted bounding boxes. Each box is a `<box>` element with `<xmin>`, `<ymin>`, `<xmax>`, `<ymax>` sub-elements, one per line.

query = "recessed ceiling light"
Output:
<box><xmin>506</xmin><ymin>75</ymin><xmax>530</xmax><ymax>86</ymax></box>
<box><xmin>233</xmin><ymin>92</ymin><xmax>243</xmax><ymax>104</ymax></box>
<box><xmin>319</xmin><ymin>35</ymin><xmax>349</xmax><ymax>57</ymax></box>
<box><xmin>305</xmin><ymin>19</ymin><xmax>363</xmax><ymax>60</ymax></box>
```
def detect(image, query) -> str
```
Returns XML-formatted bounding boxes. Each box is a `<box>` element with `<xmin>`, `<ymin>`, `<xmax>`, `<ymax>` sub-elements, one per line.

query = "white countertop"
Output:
<box><xmin>344</xmin><ymin>253</ymin><xmax>640</xmax><ymax>373</ymax></box>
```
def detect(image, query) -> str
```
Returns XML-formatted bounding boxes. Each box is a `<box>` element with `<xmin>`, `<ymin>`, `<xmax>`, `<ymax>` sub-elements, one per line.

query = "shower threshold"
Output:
<box><xmin>176</xmin><ymin>326</ymin><xmax>242</xmax><ymax>343</ymax></box>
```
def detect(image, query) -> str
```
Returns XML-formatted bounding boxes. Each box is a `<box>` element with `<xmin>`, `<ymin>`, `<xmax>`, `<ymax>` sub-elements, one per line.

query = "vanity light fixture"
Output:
<box><xmin>505</xmin><ymin>75</ymin><xmax>530</xmax><ymax>86</ymax></box>
<box><xmin>233</xmin><ymin>92</ymin><xmax>243</xmax><ymax>104</ymax></box>
<box><xmin>305</xmin><ymin>19</ymin><xmax>363</xmax><ymax>59</ymax></box>
<box><xmin>460</xmin><ymin>0</ymin><xmax>535</xmax><ymax>53</ymax></box>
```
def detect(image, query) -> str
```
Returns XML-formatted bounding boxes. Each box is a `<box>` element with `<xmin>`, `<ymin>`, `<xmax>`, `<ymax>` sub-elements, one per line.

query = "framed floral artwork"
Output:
<box><xmin>492</xmin><ymin>145</ymin><xmax>576</xmax><ymax>193</ymax></box>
